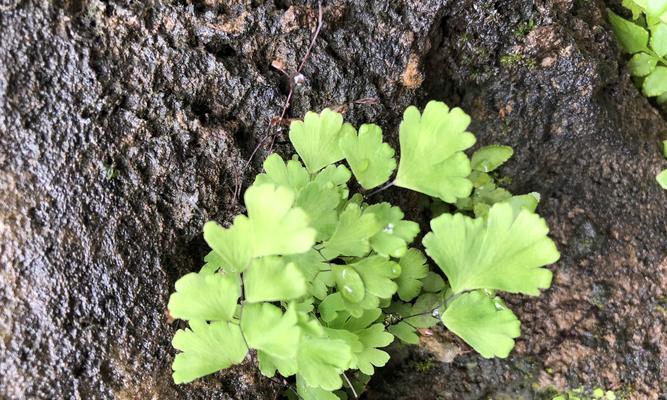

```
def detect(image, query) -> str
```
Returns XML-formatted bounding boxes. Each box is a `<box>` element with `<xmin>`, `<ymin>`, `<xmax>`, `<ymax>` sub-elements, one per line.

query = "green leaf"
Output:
<box><xmin>350</xmin><ymin>256</ymin><xmax>400</xmax><ymax>299</ymax></box>
<box><xmin>200</xmin><ymin>250</ymin><xmax>224</xmax><ymax>274</ymax></box>
<box><xmin>244</xmin><ymin>257</ymin><xmax>307</xmax><ymax>302</ymax></box>
<box><xmin>254</xmin><ymin>153</ymin><xmax>310</xmax><ymax>193</ymax></box>
<box><xmin>646</xmin><ymin>0</ymin><xmax>667</xmax><ymax>16</ymax></box>
<box><xmin>318</xmin><ymin>292</ymin><xmax>346</xmax><ymax>322</ymax></box>
<box><xmin>663</xmin><ymin>140</ymin><xmax>667</xmax><ymax>157</ymax></box>
<box><xmin>401</xmin><ymin>293</ymin><xmax>442</xmax><ymax>329</ymax></box>
<box><xmin>473</xmin><ymin>202</ymin><xmax>491</xmax><ymax>218</ymax></box>
<box><xmin>329</xmin><ymin>308</ymin><xmax>394</xmax><ymax>375</ymax></box>
<box><xmin>643</xmin><ymin>66</ymin><xmax>667</xmax><ymax>96</ymax></box>
<box><xmin>441</xmin><ymin>290</ymin><xmax>520</xmax><ymax>358</ymax></box>
<box><xmin>607</xmin><ymin>9</ymin><xmax>650</xmax><ymax>53</ymax></box>
<box><xmin>395</xmin><ymin>100</ymin><xmax>477</xmax><ymax>203</ymax></box>
<box><xmin>339</xmin><ymin>123</ymin><xmax>397</xmax><ymax>189</ymax></box>
<box><xmin>289</xmin><ymin>108</ymin><xmax>352</xmax><ymax>173</ymax></box>
<box><xmin>296</xmin><ymin>182</ymin><xmax>340</xmax><ymax>240</ymax></box>
<box><xmin>286</xmin><ymin>250</ymin><xmax>334</xmax><ymax>300</ymax></box>
<box><xmin>623</xmin><ymin>0</ymin><xmax>644</xmax><ymax>19</ymax></box>
<box><xmin>297</xmin><ymin>375</ymin><xmax>340</xmax><ymax>400</ymax></box>
<box><xmin>297</xmin><ymin>335</ymin><xmax>352</xmax><ymax>391</ymax></box>
<box><xmin>366</xmin><ymin>203</ymin><xmax>420</xmax><ymax>258</ymax></box>
<box><xmin>241</xmin><ymin>303</ymin><xmax>301</xmax><ymax>359</ymax></box>
<box><xmin>395</xmin><ymin>249</ymin><xmax>429</xmax><ymax>301</ymax></box>
<box><xmin>172</xmin><ymin>320</ymin><xmax>248</xmax><ymax>383</ymax></box>
<box><xmin>471</xmin><ymin>145</ymin><xmax>514</xmax><ymax>172</ymax></box>
<box><xmin>507</xmin><ymin>193</ymin><xmax>540</xmax><ymax>216</ymax></box>
<box><xmin>658</xmin><ymin>169</ymin><xmax>667</xmax><ymax>188</ymax></box>
<box><xmin>258</xmin><ymin>350</ymin><xmax>298</xmax><ymax>378</ymax></box>
<box><xmin>474</xmin><ymin>185</ymin><xmax>512</xmax><ymax>206</ymax></box>
<box><xmin>423</xmin><ymin>202</ymin><xmax>560</xmax><ymax>295</ymax></box>
<box><xmin>384</xmin><ymin>294</ymin><xmax>440</xmax><ymax>340</ymax></box>
<box><xmin>354</xmin><ymin>323</ymin><xmax>394</xmax><ymax>374</ymax></box>
<box><xmin>650</xmin><ymin>23</ymin><xmax>667</xmax><ymax>56</ymax></box>
<box><xmin>332</xmin><ymin>265</ymin><xmax>366</xmax><ymax>303</ymax></box>
<box><xmin>203</xmin><ymin>218</ymin><xmax>253</xmax><ymax>273</ymax></box>
<box><xmin>421</xmin><ymin>271</ymin><xmax>446</xmax><ymax>293</ymax></box>
<box><xmin>168</xmin><ymin>272</ymin><xmax>240</xmax><ymax>321</ymax></box>
<box><xmin>323</xmin><ymin>203</ymin><xmax>383</xmax><ymax>258</ymax></box>
<box><xmin>387</xmin><ymin>321</ymin><xmax>419</xmax><ymax>344</ymax></box>
<box><xmin>244</xmin><ymin>184</ymin><xmax>317</xmax><ymax>257</ymax></box>
<box><xmin>313</xmin><ymin>164</ymin><xmax>352</xmax><ymax>192</ymax></box>
<box><xmin>658</xmin><ymin>90</ymin><xmax>667</xmax><ymax>103</ymax></box>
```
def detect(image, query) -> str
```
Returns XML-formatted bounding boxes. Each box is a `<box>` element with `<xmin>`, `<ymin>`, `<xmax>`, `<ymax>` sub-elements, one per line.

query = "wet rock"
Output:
<box><xmin>0</xmin><ymin>0</ymin><xmax>665</xmax><ymax>399</ymax></box>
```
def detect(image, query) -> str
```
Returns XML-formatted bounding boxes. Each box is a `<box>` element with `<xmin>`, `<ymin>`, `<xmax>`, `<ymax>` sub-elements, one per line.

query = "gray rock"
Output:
<box><xmin>0</xmin><ymin>0</ymin><xmax>664</xmax><ymax>399</ymax></box>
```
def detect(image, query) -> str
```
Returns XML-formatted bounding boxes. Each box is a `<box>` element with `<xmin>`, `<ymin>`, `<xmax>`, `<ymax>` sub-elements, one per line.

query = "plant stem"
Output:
<box><xmin>366</xmin><ymin>180</ymin><xmax>395</xmax><ymax>198</ymax></box>
<box><xmin>341</xmin><ymin>372</ymin><xmax>359</xmax><ymax>399</ymax></box>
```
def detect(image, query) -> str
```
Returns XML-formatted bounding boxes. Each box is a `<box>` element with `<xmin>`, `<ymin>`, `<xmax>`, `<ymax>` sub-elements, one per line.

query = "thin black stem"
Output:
<box><xmin>366</xmin><ymin>180</ymin><xmax>395</xmax><ymax>198</ymax></box>
<box><xmin>234</xmin><ymin>0</ymin><xmax>324</xmax><ymax>199</ymax></box>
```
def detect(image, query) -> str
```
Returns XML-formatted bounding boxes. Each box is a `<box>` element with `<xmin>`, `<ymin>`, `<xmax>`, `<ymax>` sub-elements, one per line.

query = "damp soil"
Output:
<box><xmin>0</xmin><ymin>0</ymin><xmax>665</xmax><ymax>399</ymax></box>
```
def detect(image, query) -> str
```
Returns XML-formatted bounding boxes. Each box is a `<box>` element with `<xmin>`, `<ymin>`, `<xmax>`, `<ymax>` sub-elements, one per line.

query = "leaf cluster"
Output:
<box><xmin>168</xmin><ymin>101</ymin><xmax>560</xmax><ymax>399</ymax></box>
<box><xmin>608</xmin><ymin>2</ymin><xmax>667</xmax><ymax>100</ymax></box>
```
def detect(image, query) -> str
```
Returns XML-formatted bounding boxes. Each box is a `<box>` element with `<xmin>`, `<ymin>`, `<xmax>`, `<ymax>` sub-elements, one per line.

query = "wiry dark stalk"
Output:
<box><xmin>234</xmin><ymin>0</ymin><xmax>324</xmax><ymax>199</ymax></box>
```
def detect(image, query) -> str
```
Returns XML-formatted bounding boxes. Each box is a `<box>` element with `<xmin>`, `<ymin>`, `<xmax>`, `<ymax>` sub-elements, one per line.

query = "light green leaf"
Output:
<box><xmin>244</xmin><ymin>184</ymin><xmax>317</xmax><ymax>257</ymax></box>
<box><xmin>651</xmin><ymin>23</ymin><xmax>667</xmax><ymax>56</ymax></box>
<box><xmin>254</xmin><ymin>153</ymin><xmax>310</xmax><ymax>193</ymax></box>
<box><xmin>366</xmin><ymin>203</ymin><xmax>420</xmax><ymax>258</ymax></box>
<box><xmin>423</xmin><ymin>202</ymin><xmax>560</xmax><ymax>295</ymax></box>
<box><xmin>296</xmin><ymin>182</ymin><xmax>340</xmax><ymax>240</ymax></box>
<box><xmin>332</xmin><ymin>265</ymin><xmax>366</xmax><ymax>303</ymax></box>
<box><xmin>257</xmin><ymin>350</ymin><xmax>298</xmax><ymax>378</ymax></box>
<box><xmin>403</xmin><ymin>293</ymin><xmax>441</xmax><ymax>329</ymax></box>
<box><xmin>507</xmin><ymin>193</ymin><xmax>540</xmax><ymax>216</ymax></box>
<box><xmin>395</xmin><ymin>249</ymin><xmax>429</xmax><ymax>301</ymax></box>
<box><xmin>328</xmin><ymin>308</ymin><xmax>382</xmax><ymax>331</ymax></box>
<box><xmin>244</xmin><ymin>257</ymin><xmax>307</xmax><ymax>302</ymax></box>
<box><xmin>441</xmin><ymin>290</ymin><xmax>520</xmax><ymax>358</ymax></box>
<box><xmin>421</xmin><ymin>271</ymin><xmax>446</xmax><ymax>293</ymax></box>
<box><xmin>172</xmin><ymin>320</ymin><xmax>248</xmax><ymax>383</ymax></box>
<box><xmin>339</xmin><ymin>123</ymin><xmax>397</xmax><ymax>189</ymax></box>
<box><xmin>623</xmin><ymin>0</ymin><xmax>644</xmax><ymax>19</ymax></box>
<box><xmin>607</xmin><ymin>9</ymin><xmax>650</xmax><ymax>53</ymax></box>
<box><xmin>289</xmin><ymin>108</ymin><xmax>352</xmax><ymax>173</ymax></box>
<box><xmin>658</xmin><ymin>90</ymin><xmax>667</xmax><ymax>103</ymax></box>
<box><xmin>646</xmin><ymin>0</ymin><xmax>667</xmax><ymax>16</ymax></box>
<box><xmin>387</xmin><ymin>321</ymin><xmax>419</xmax><ymax>344</ymax></box>
<box><xmin>471</xmin><ymin>145</ymin><xmax>514</xmax><ymax>172</ymax></box>
<box><xmin>354</xmin><ymin>323</ymin><xmax>394</xmax><ymax>374</ymax></box>
<box><xmin>663</xmin><ymin>139</ymin><xmax>667</xmax><ymax>157</ymax></box>
<box><xmin>297</xmin><ymin>335</ymin><xmax>352</xmax><ymax>391</ymax></box>
<box><xmin>297</xmin><ymin>375</ymin><xmax>340</xmax><ymax>400</ymax></box>
<box><xmin>395</xmin><ymin>100</ymin><xmax>477</xmax><ymax>203</ymax></box>
<box><xmin>313</xmin><ymin>164</ymin><xmax>352</xmax><ymax>192</ymax></box>
<box><xmin>473</xmin><ymin>202</ymin><xmax>491</xmax><ymax>218</ymax></box>
<box><xmin>643</xmin><ymin>66</ymin><xmax>667</xmax><ymax>96</ymax></box>
<box><xmin>200</xmin><ymin>250</ymin><xmax>224</xmax><ymax>274</ymax></box>
<box><xmin>168</xmin><ymin>272</ymin><xmax>239</xmax><ymax>321</ymax></box>
<box><xmin>658</xmin><ymin>169</ymin><xmax>667</xmax><ymax>188</ymax></box>
<box><xmin>203</xmin><ymin>218</ymin><xmax>253</xmax><ymax>273</ymax></box>
<box><xmin>350</xmin><ymin>256</ymin><xmax>400</xmax><ymax>299</ymax></box>
<box><xmin>286</xmin><ymin>250</ymin><xmax>334</xmax><ymax>300</ymax></box>
<box><xmin>318</xmin><ymin>292</ymin><xmax>346</xmax><ymax>322</ymax></box>
<box><xmin>323</xmin><ymin>203</ymin><xmax>383</xmax><ymax>258</ymax></box>
<box><xmin>241</xmin><ymin>303</ymin><xmax>301</xmax><ymax>359</ymax></box>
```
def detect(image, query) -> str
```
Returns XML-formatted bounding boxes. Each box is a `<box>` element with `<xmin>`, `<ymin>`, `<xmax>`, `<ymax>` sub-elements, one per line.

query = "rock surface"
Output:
<box><xmin>0</xmin><ymin>0</ymin><xmax>665</xmax><ymax>399</ymax></box>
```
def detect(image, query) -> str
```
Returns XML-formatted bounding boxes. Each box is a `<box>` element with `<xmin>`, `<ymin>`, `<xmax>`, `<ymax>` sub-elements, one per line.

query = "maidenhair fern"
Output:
<box><xmin>608</xmin><ymin>1</ymin><xmax>667</xmax><ymax>100</ymax></box>
<box><xmin>167</xmin><ymin>101</ymin><xmax>561</xmax><ymax>399</ymax></box>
